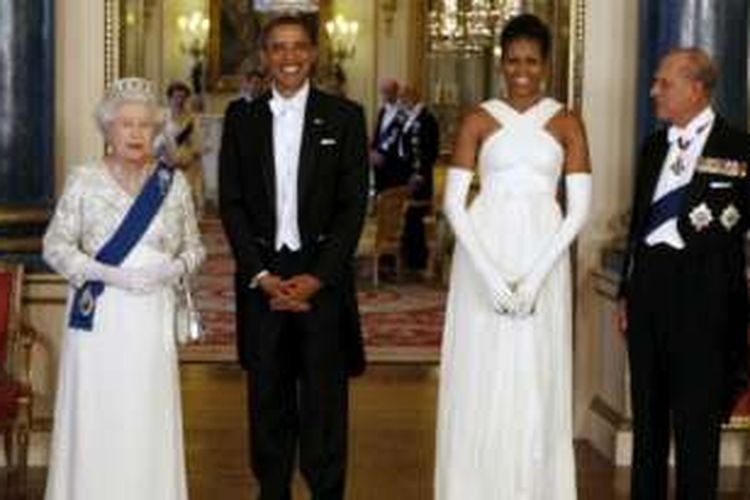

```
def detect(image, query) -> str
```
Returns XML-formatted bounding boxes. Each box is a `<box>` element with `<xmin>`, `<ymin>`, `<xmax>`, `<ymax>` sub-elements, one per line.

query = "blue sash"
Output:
<box><xmin>68</xmin><ymin>162</ymin><xmax>174</xmax><ymax>330</ymax></box>
<box><xmin>642</xmin><ymin>184</ymin><xmax>688</xmax><ymax>240</ymax></box>
<box><xmin>376</xmin><ymin>110</ymin><xmax>407</xmax><ymax>155</ymax></box>
<box><xmin>175</xmin><ymin>121</ymin><xmax>194</xmax><ymax>146</ymax></box>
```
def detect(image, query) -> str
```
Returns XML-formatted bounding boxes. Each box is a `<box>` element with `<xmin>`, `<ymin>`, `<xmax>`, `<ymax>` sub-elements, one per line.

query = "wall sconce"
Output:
<box><xmin>325</xmin><ymin>14</ymin><xmax>359</xmax><ymax>64</ymax></box>
<box><xmin>380</xmin><ymin>0</ymin><xmax>397</xmax><ymax>35</ymax></box>
<box><xmin>177</xmin><ymin>11</ymin><xmax>210</xmax><ymax>58</ymax></box>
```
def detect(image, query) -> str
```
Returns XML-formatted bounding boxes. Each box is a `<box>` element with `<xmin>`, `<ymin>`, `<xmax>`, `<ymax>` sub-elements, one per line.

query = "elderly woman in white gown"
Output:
<box><xmin>42</xmin><ymin>77</ymin><xmax>205</xmax><ymax>500</ymax></box>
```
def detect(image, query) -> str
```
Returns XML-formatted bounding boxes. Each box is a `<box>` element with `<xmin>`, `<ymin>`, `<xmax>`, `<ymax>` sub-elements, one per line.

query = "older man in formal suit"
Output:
<box><xmin>395</xmin><ymin>83</ymin><xmax>439</xmax><ymax>270</ymax></box>
<box><xmin>371</xmin><ymin>78</ymin><xmax>407</xmax><ymax>193</ymax></box>
<box><xmin>219</xmin><ymin>15</ymin><xmax>368</xmax><ymax>500</ymax></box>
<box><xmin>618</xmin><ymin>48</ymin><xmax>749</xmax><ymax>500</ymax></box>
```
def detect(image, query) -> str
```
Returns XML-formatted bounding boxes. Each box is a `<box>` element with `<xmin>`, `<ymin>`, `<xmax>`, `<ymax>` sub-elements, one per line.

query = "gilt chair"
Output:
<box><xmin>0</xmin><ymin>262</ymin><xmax>36</xmax><ymax>490</ymax></box>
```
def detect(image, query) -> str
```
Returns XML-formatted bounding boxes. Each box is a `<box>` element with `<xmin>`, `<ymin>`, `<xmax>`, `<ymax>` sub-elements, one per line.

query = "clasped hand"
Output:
<box><xmin>259</xmin><ymin>273</ymin><xmax>321</xmax><ymax>313</ymax></box>
<box><xmin>487</xmin><ymin>270</ymin><xmax>545</xmax><ymax>318</ymax></box>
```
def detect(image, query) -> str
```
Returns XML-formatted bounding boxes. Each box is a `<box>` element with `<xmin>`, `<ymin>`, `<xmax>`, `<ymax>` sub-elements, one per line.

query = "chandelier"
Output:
<box><xmin>428</xmin><ymin>0</ymin><xmax>522</xmax><ymax>53</ymax></box>
<box><xmin>253</xmin><ymin>0</ymin><xmax>319</xmax><ymax>13</ymax></box>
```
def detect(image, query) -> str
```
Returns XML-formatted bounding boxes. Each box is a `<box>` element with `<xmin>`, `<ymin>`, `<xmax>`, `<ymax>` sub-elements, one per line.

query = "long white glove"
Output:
<box><xmin>443</xmin><ymin>168</ymin><xmax>516</xmax><ymax>313</ymax></box>
<box><xmin>140</xmin><ymin>260</ymin><xmax>186</xmax><ymax>286</ymax></box>
<box><xmin>515</xmin><ymin>173</ymin><xmax>592</xmax><ymax>316</ymax></box>
<box><xmin>81</xmin><ymin>259</ymin><xmax>185</xmax><ymax>294</ymax></box>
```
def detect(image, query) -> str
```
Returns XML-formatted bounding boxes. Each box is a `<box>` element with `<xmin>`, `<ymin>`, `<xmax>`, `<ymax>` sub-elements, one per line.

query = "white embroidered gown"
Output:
<box><xmin>42</xmin><ymin>163</ymin><xmax>205</xmax><ymax>500</ymax></box>
<box><xmin>435</xmin><ymin>98</ymin><xmax>576</xmax><ymax>500</ymax></box>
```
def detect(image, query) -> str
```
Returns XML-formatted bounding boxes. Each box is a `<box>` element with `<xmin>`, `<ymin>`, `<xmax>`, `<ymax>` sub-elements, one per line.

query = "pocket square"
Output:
<box><xmin>320</xmin><ymin>138</ymin><xmax>337</xmax><ymax>146</ymax></box>
<box><xmin>709</xmin><ymin>181</ymin><xmax>732</xmax><ymax>189</ymax></box>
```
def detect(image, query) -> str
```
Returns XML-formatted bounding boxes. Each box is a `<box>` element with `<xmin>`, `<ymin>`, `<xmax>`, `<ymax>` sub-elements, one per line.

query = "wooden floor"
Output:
<box><xmin>3</xmin><ymin>363</ymin><xmax>749</xmax><ymax>499</ymax></box>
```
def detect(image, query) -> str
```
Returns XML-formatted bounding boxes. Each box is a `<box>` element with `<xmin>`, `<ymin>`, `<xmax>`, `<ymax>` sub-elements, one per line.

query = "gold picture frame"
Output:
<box><xmin>206</xmin><ymin>0</ymin><xmax>331</xmax><ymax>91</ymax></box>
<box><xmin>207</xmin><ymin>0</ymin><xmax>265</xmax><ymax>91</ymax></box>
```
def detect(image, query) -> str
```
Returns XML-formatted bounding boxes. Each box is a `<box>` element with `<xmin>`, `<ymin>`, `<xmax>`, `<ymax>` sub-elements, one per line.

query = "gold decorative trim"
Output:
<box><xmin>590</xmin><ymin>395</ymin><xmax>630</xmax><ymax>430</ymax></box>
<box><xmin>22</xmin><ymin>297</ymin><xmax>67</xmax><ymax>306</ymax></box>
<box><xmin>408</xmin><ymin>0</ymin><xmax>425</xmax><ymax>94</ymax></box>
<box><xmin>0</xmin><ymin>207</ymin><xmax>50</xmax><ymax>225</ymax></box>
<box><xmin>0</xmin><ymin>239</ymin><xmax>42</xmax><ymax>253</ymax></box>
<box><xmin>569</xmin><ymin>0</ymin><xmax>586</xmax><ymax>111</ymax></box>
<box><xmin>725</xmin><ymin>416</ymin><xmax>750</xmax><ymax>430</ymax></box>
<box><xmin>26</xmin><ymin>273</ymin><xmax>65</xmax><ymax>285</ymax></box>
<box><xmin>593</xmin><ymin>286</ymin><xmax>618</xmax><ymax>300</ymax></box>
<box><xmin>104</xmin><ymin>0</ymin><xmax>119</xmax><ymax>88</ymax></box>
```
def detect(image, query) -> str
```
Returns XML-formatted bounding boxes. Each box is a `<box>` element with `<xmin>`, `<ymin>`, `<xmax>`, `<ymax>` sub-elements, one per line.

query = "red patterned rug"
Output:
<box><xmin>179</xmin><ymin>218</ymin><xmax>445</xmax><ymax>363</ymax></box>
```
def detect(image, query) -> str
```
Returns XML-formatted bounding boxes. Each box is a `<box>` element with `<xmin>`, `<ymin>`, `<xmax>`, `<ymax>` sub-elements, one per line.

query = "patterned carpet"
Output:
<box><xmin>179</xmin><ymin>218</ymin><xmax>445</xmax><ymax>363</ymax></box>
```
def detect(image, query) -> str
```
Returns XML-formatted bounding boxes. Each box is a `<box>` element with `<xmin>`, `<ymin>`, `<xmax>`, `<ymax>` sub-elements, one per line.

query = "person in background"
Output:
<box><xmin>239</xmin><ymin>69</ymin><xmax>267</xmax><ymax>106</ymax></box>
<box><xmin>396</xmin><ymin>83</ymin><xmax>440</xmax><ymax>271</ymax></box>
<box><xmin>371</xmin><ymin>78</ymin><xmax>407</xmax><ymax>193</ymax></box>
<box><xmin>155</xmin><ymin>80</ymin><xmax>205</xmax><ymax>216</ymax></box>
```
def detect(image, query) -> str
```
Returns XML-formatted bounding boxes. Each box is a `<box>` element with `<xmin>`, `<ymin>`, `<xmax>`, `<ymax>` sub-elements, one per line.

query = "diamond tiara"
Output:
<box><xmin>105</xmin><ymin>77</ymin><xmax>157</xmax><ymax>102</ymax></box>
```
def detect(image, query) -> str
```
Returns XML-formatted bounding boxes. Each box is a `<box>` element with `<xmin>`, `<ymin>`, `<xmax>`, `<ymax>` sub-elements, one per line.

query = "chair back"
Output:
<box><xmin>0</xmin><ymin>263</ymin><xmax>23</xmax><ymax>376</ymax></box>
<box><xmin>374</xmin><ymin>186</ymin><xmax>409</xmax><ymax>251</ymax></box>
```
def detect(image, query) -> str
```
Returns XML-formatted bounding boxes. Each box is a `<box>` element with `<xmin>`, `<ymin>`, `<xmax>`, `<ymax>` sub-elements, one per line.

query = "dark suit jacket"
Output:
<box><xmin>397</xmin><ymin>106</ymin><xmax>440</xmax><ymax>201</ymax></box>
<box><xmin>219</xmin><ymin>87</ymin><xmax>368</xmax><ymax>376</ymax></box>
<box><xmin>620</xmin><ymin>116</ymin><xmax>750</xmax><ymax>417</ymax></box>
<box><xmin>225</xmin><ymin>96</ymin><xmax>254</xmax><ymax>117</ymax></box>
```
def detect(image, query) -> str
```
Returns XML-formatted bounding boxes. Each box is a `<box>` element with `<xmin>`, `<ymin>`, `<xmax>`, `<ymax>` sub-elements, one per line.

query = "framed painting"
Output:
<box><xmin>207</xmin><ymin>0</ymin><xmax>326</xmax><ymax>91</ymax></box>
<box><xmin>207</xmin><ymin>0</ymin><xmax>264</xmax><ymax>91</ymax></box>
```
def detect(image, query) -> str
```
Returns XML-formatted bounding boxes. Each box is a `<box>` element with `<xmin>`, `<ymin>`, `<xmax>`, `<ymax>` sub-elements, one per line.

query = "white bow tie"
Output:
<box><xmin>668</xmin><ymin>121</ymin><xmax>710</xmax><ymax>149</ymax></box>
<box><xmin>269</xmin><ymin>96</ymin><xmax>303</xmax><ymax>117</ymax></box>
<box><xmin>667</xmin><ymin>126</ymin><xmax>685</xmax><ymax>145</ymax></box>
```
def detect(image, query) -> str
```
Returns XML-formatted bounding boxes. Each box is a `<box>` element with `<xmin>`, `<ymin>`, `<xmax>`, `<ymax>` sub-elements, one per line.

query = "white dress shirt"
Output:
<box><xmin>269</xmin><ymin>81</ymin><xmax>309</xmax><ymax>251</ymax></box>
<box><xmin>646</xmin><ymin>106</ymin><xmax>715</xmax><ymax>249</ymax></box>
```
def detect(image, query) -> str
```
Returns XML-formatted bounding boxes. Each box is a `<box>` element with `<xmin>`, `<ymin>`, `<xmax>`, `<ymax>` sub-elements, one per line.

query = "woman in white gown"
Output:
<box><xmin>434</xmin><ymin>15</ymin><xmax>592</xmax><ymax>500</ymax></box>
<box><xmin>42</xmin><ymin>77</ymin><xmax>205</xmax><ymax>500</ymax></box>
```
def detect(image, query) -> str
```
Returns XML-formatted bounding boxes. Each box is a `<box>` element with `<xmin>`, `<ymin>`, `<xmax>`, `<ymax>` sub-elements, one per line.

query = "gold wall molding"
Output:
<box><xmin>569</xmin><ymin>0</ymin><xmax>586</xmax><ymax>111</ymax></box>
<box><xmin>104</xmin><ymin>0</ymin><xmax>120</xmax><ymax>88</ymax></box>
<box><xmin>0</xmin><ymin>239</ymin><xmax>42</xmax><ymax>253</ymax></box>
<box><xmin>0</xmin><ymin>207</ymin><xmax>50</xmax><ymax>225</ymax></box>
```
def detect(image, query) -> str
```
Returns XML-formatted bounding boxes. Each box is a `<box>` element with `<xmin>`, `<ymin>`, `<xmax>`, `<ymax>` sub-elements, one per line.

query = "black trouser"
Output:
<box><xmin>247</xmin><ymin>249</ymin><xmax>348</xmax><ymax>500</ymax></box>
<box><xmin>627</xmin><ymin>245</ymin><xmax>725</xmax><ymax>500</ymax></box>
<box><xmin>402</xmin><ymin>203</ymin><xmax>429</xmax><ymax>269</ymax></box>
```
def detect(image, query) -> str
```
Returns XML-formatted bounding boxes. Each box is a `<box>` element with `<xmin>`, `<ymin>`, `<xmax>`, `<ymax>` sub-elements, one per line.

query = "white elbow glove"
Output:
<box><xmin>443</xmin><ymin>168</ymin><xmax>516</xmax><ymax>313</ymax></box>
<box><xmin>81</xmin><ymin>259</ymin><xmax>185</xmax><ymax>294</ymax></box>
<box><xmin>515</xmin><ymin>173</ymin><xmax>592</xmax><ymax>316</ymax></box>
<box><xmin>81</xmin><ymin>260</ymin><xmax>152</xmax><ymax>293</ymax></box>
<box><xmin>142</xmin><ymin>259</ymin><xmax>186</xmax><ymax>286</ymax></box>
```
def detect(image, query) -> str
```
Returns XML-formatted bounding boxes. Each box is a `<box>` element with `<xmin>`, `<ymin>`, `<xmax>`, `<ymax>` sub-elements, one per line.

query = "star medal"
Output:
<box><xmin>688</xmin><ymin>202</ymin><xmax>713</xmax><ymax>231</ymax></box>
<box><xmin>720</xmin><ymin>204</ymin><xmax>740</xmax><ymax>231</ymax></box>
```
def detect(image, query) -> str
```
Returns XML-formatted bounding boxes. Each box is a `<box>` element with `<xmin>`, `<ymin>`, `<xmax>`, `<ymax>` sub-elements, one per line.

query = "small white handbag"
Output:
<box><xmin>174</xmin><ymin>275</ymin><xmax>204</xmax><ymax>345</ymax></box>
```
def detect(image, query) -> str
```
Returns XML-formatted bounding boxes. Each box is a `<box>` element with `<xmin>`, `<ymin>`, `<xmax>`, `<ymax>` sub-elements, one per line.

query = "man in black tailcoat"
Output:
<box><xmin>219</xmin><ymin>15</ymin><xmax>368</xmax><ymax>500</ymax></box>
<box><xmin>618</xmin><ymin>48</ymin><xmax>749</xmax><ymax>500</ymax></box>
